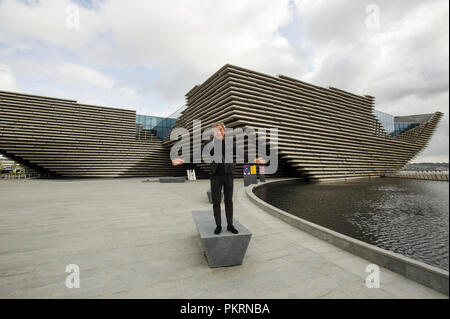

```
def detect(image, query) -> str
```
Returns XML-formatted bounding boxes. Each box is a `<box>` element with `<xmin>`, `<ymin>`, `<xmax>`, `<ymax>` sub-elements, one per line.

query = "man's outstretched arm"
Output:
<box><xmin>171</xmin><ymin>158</ymin><xmax>185</xmax><ymax>166</ymax></box>
<box><xmin>254</xmin><ymin>157</ymin><xmax>266</xmax><ymax>164</ymax></box>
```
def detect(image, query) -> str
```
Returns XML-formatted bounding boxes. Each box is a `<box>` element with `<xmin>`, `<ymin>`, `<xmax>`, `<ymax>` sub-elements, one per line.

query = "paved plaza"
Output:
<box><xmin>0</xmin><ymin>177</ymin><xmax>446</xmax><ymax>298</ymax></box>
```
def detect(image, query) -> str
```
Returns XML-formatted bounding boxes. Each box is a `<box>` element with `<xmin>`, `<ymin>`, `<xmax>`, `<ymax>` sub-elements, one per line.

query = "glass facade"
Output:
<box><xmin>373</xmin><ymin>110</ymin><xmax>427</xmax><ymax>137</ymax></box>
<box><xmin>392</xmin><ymin>122</ymin><xmax>420</xmax><ymax>137</ymax></box>
<box><xmin>373</xmin><ymin>110</ymin><xmax>395</xmax><ymax>135</ymax></box>
<box><xmin>136</xmin><ymin>114</ymin><xmax>178</xmax><ymax>140</ymax></box>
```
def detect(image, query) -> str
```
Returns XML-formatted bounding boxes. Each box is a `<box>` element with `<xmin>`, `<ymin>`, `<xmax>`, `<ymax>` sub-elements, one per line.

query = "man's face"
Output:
<box><xmin>213</xmin><ymin>125</ymin><xmax>225</xmax><ymax>140</ymax></box>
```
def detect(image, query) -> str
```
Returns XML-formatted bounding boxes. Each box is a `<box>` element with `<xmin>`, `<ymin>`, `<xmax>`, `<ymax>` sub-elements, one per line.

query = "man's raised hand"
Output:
<box><xmin>171</xmin><ymin>158</ymin><xmax>185</xmax><ymax>166</ymax></box>
<box><xmin>254</xmin><ymin>157</ymin><xmax>266</xmax><ymax>165</ymax></box>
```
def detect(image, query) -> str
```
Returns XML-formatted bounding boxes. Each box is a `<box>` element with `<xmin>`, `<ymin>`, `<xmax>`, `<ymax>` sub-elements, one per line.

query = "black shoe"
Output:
<box><xmin>227</xmin><ymin>225</ymin><xmax>239</xmax><ymax>234</ymax></box>
<box><xmin>214</xmin><ymin>226</ymin><xmax>222</xmax><ymax>234</ymax></box>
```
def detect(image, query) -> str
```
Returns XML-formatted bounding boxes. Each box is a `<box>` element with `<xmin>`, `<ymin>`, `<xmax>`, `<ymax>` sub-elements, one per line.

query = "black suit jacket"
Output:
<box><xmin>209</xmin><ymin>136</ymin><xmax>236</xmax><ymax>175</ymax></box>
<box><xmin>210</xmin><ymin>162</ymin><xmax>235</xmax><ymax>175</ymax></box>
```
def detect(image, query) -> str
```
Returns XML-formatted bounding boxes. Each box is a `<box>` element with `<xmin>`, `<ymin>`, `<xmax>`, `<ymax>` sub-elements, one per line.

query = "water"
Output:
<box><xmin>255</xmin><ymin>178</ymin><xmax>449</xmax><ymax>271</ymax></box>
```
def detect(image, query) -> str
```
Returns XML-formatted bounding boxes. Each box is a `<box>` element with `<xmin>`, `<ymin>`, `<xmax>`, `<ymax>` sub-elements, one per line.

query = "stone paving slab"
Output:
<box><xmin>0</xmin><ymin>178</ymin><xmax>447</xmax><ymax>299</ymax></box>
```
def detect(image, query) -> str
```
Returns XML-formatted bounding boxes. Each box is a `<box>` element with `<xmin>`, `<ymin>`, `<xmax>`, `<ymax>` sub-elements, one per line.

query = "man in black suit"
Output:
<box><xmin>172</xmin><ymin>122</ymin><xmax>265</xmax><ymax>235</ymax></box>
<box><xmin>209</xmin><ymin>122</ymin><xmax>237</xmax><ymax>235</ymax></box>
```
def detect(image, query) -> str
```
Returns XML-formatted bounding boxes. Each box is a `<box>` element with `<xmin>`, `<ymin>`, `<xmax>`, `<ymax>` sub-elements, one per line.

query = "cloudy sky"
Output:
<box><xmin>0</xmin><ymin>0</ymin><xmax>448</xmax><ymax>162</ymax></box>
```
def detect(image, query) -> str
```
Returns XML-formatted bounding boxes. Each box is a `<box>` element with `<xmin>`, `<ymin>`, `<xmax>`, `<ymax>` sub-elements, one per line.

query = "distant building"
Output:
<box><xmin>404</xmin><ymin>162</ymin><xmax>449</xmax><ymax>172</ymax></box>
<box><xmin>1</xmin><ymin>158</ymin><xmax>19</xmax><ymax>173</ymax></box>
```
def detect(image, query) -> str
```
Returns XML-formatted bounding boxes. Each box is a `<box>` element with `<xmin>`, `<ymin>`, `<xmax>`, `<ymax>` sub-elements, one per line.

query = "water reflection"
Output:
<box><xmin>255</xmin><ymin>178</ymin><xmax>449</xmax><ymax>270</ymax></box>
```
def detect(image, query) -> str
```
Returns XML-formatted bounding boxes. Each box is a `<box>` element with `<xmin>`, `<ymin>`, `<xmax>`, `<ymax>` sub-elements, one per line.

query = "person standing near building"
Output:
<box><xmin>209</xmin><ymin>122</ymin><xmax>237</xmax><ymax>235</ymax></box>
<box><xmin>172</xmin><ymin>122</ymin><xmax>265</xmax><ymax>235</ymax></box>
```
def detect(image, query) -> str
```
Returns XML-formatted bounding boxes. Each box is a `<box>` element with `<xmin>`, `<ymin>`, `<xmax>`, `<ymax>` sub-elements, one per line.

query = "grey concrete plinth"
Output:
<box><xmin>192</xmin><ymin>210</ymin><xmax>252</xmax><ymax>268</ymax></box>
<box><xmin>259</xmin><ymin>174</ymin><xmax>266</xmax><ymax>182</ymax></box>
<box><xmin>159</xmin><ymin>176</ymin><xmax>186</xmax><ymax>183</ymax></box>
<box><xmin>207</xmin><ymin>188</ymin><xmax>223</xmax><ymax>203</ymax></box>
<box><xmin>243</xmin><ymin>175</ymin><xmax>252</xmax><ymax>186</ymax></box>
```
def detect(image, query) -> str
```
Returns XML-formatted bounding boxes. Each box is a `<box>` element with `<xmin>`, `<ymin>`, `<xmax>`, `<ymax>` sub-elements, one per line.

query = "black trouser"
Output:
<box><xmin>210</xmin><ymin>173</ymin><xmax>234</xmax><ymax>227</ymax></box>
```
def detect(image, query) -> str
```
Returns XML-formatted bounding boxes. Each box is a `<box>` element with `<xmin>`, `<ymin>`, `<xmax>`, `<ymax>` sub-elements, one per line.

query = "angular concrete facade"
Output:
<box><xmin>0</xmin><ymin>90</ymin><xmax>185</xmax><ymax>177</ymax></box>
<box><xmin>164</xmin><ymin>64</ymin><xmax>443</xmax><ymax>180</ymax></box>
<box><xmin>0</xmin><ymin>64</ymin><xmax>443</xmax><ymax>180</ymax></box>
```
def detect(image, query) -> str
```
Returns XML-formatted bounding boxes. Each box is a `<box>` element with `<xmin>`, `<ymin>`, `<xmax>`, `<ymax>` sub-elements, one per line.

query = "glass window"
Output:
<box><xmin>373</xmin><ymin>110</ymin><xmax>395</xmax><ymax>135</ymax></box>
<box><xmin>136</xmin><ymin>114</ymin><xmax>179</xmax><ymax>140</ymax></box>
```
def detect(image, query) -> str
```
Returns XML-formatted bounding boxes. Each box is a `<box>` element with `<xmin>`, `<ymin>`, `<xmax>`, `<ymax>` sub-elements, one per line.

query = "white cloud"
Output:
<box><xmin>0</xmin><ymin>64</ymin><xmax>19</xmax><ymax>91</ymax></box>
<box><xmin>0</xmin><ymin>0</ymin><xmax>104</xmax><ymax>50</ymax></box>
<box><xmin>292</xmin><ymin>0</ymin><xmax>449</xmax><ymax>163</ymax></box>
<box><xmin>117</xmin><ymin>86</ymin><xmax>136</xmax><ymax>97</ymax></box>
<box><xmin>59</xmin><ymin>63</ymin><xmax>115</xmax><ymax>90</ymax></box>
<box><xmin>0</xmin><ymin>0</ymin><xmax>301</xmax><ymax>106</ymax></box>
